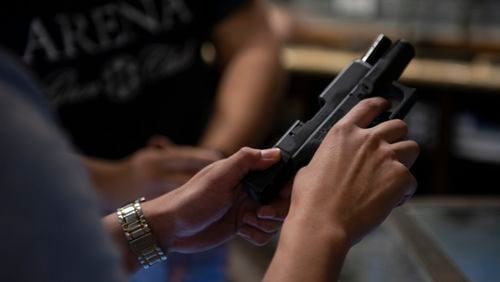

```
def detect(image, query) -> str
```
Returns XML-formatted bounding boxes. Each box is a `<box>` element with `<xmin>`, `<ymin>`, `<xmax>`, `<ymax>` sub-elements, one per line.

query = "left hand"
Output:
<box><xmin>87</xmin><ymin>140</ymin><xmax>223</xmax><ymax>208</ymax></box>
<box><xmin>142</xmin><ymin>147</ymin><xmax>290</xmax><ymax>253</ymax></box>
<box><xmin>125</xmin><ymin>142</ymin><xmax>223</xmax><ymax>198</ymax></box>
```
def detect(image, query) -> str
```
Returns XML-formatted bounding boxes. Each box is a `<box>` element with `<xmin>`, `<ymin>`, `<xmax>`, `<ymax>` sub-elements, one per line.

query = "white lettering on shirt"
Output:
<box><xmin>23</xmin><ymin>0</ymin><xmax>194</xmax><ymax>64</ymax></box>
<box><xmin>23</xmin><ymin>19</ymin><xmax>60</xmax><ymax>63</ymax></box>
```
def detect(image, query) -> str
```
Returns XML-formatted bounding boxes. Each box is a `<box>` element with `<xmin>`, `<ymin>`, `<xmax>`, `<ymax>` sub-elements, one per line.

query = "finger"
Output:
<box><xmin>238</xmin><ymin>225</ymin><xmax>277</xmax><ymax>246</ymax></box>
<box><xmin>156</xmin><ymin>147</ymin><xmax>223</xmax><ymax>172</ymax></box>
<box><xmin>171</xmin><ymin>147</ymin><xmax>223</xmax><ymax>162</ymax></box>
<box><xmin>341</xmin><ymin>97</ymin><xmax>390</xmax><ymax>128</ymax></box>
<box><xmin>397</xmin><ymin>171</ymin><xmax>417</xmax><ymax>207</ymax></box>
<box><xmin>251</xmin><ymin>148</ymin><xmax>281</xmax><ymax>171</ymax></box>
<box><xmin>160</xmin><ymin>156</ymin><xmax>216</xmax><ymax>172</ymax></box>
<box><xmin>370</xmin><ymin>119</ymin><xmax>408</xmax><ymax>143</ymax></box>
<box><xmin>147</xmin><ymin>135</ymin><xmax>174</xmax><ymax>149</ymax></box>
<box><xmin>225</xmin><ymin>147</ymin><xmax>281</xmax><ymax>180</ymax></box>
<box><xmin>254</xmin><ymin>180</ymin><xmax>291</xmax><ymax>220</ymax></box>
<box><xmin>390</xmin><ymin>140</ymin><xmax>420</xmax><ymax>168</ymax></box>
<box><xmin>243</xmin><ymin>213</ymin><xmax>282</xmax><ymax>233</ymax></box>
<box><xmin>257</xmin><ymin>199</ymin><xmax>290</xmax><ymax>221</ymax></box>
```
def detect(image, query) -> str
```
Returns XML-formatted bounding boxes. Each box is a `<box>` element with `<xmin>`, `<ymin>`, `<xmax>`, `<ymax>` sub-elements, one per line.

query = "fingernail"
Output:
<box><xmin>261</xmin><ymin>148</ymin><xmax>280</xmax><ymax>160</ymax></box>
<box><xmin>257</xmin><ymin>206</ymin><xmax>276</xmax><ymax>219</ymax></box>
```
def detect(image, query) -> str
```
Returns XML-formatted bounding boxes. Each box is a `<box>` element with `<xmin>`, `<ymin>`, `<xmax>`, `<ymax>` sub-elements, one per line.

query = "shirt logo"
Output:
<box><xmin>23</xmin><ymin>0</ymin><xmax>193</xmax><ymax>64</ymax></box>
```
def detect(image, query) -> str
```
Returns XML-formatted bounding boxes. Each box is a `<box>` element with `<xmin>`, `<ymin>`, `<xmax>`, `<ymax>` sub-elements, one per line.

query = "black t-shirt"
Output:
<box><xmin>1</xmin><ymin>0</ymin><xmax>248</xmax><ymax>158</ymax></box>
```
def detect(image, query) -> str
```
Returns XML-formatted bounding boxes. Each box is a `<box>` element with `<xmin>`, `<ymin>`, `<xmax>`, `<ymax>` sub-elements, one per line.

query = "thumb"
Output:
<box><xmin>224</xmin><ymin>147</ymin><xmax>281</xmax><ymax>180</ymax></box>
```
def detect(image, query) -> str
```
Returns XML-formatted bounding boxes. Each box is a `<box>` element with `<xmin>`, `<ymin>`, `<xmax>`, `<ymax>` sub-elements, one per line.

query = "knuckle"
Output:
<box><xmin>233</xmin><ymin>147</ymin><xmax>257</xmax><ymax>169</ymax></box>
<box><xmin>361</xmin><ymin>97</ymin><xmax>384</xmax><ymax>112</ymax></box>
<box><xmin>388</xmin><ymin>143</ymin><xmax>399</xmax><ymax>156</ymax></box>
<box><xmin>365</xmin><ymin>130</ymin><xmax>382</xmax><ymax>146</ymax></box>
<box><xmin>375</xmin><ymin>146</ymin><xmax>395</xmax><ymax>165</ymax></box>
<box><xmin>382</xmin><ymin>148</ymin><xmax>397</xmax><ymax>161</ymax></box>
<box><xmin>238</xmin><ymin>147</ymin><xmax>254</xmax><ymax>158</ymax></box>
<box><xmin>334</xmin><ymin>120</ymin><xmax>350</xmax><ymax>131</ymax></box>
<box><xmin>393</xmin><ymin>119</ymin><xmax>408</xmax><ymax>135</ymax></box>
<box><xmin>329</xmin><ymin>123</ymin><xmax>366</xmax><ymax>147</ymax></box>
<box><xmin>330</xmin><ymin>121</ymin><xmax>351</xmax><ymax>136</ymax></box>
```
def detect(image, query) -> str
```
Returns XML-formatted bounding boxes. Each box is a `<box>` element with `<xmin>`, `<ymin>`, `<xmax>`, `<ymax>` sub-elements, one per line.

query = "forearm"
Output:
<box><xmin>264</xmin><ymin>214</ymin><xmax>350</xmax><ymax>282</ymax></box>
<box><xmin>200</xmin><ymin>0</ymin><xmax>285</xmax><ymax>155</ymax></box>
<box><xmin>201</xmin><ymin>44</ymin><xmax>284</xmax><ymax>155</ymax></box>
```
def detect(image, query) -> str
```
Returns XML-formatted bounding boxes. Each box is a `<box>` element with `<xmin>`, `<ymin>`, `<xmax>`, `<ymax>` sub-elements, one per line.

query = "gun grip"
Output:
<box><xmin>244</xmin><ymin>160</ymin><xmax>291</xmax><ymax>204</ymax></box>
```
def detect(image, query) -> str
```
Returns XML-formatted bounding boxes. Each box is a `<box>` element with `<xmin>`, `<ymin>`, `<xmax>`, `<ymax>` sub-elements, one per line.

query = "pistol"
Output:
<box><xmin>243</xmin><ymin>34</ymin><xmax>417</xmax><ymax>204</ymax></box>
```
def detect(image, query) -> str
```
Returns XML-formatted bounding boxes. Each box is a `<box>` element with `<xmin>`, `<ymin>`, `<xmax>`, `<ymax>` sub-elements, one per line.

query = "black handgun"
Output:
<box><xmin>243</xmin><ymin>34</ymin><xmax>417</xmax><ymax>204</ymax></box>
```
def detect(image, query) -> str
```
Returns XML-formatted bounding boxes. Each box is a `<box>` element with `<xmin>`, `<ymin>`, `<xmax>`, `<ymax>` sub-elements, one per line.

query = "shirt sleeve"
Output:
<box><xmin>0</xmin><ymin>50</ymin><xmax>125</xmax><ymax>282</ymax></box>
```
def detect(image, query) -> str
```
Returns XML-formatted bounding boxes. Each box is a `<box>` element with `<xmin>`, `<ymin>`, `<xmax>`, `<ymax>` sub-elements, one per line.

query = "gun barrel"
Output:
<box><xmin>379</xmin><ymin>40</ymin><xmax>416</xmax><ymax>81</ymax></box>
<box><xmin>362</xmin><ymin>34</ymin><xmax>392</xmax><ymax>65</ymax></box>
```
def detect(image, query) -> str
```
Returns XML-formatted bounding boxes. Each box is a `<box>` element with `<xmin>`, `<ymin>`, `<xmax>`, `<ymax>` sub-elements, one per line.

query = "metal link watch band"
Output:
<box><xmin>117</xmin><ymin>197</ymin><xmax>167</xmax><ymax>269</ymax></box>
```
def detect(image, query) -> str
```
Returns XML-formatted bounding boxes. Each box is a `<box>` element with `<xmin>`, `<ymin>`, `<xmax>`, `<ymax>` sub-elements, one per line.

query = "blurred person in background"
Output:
<box><xmin>0</xmin><ymin>0</ymin><xmax>283</xmax><ymax>280</ymax></box>
<box><xmin>0</xmin><ymin>49</ymin><xmax>418</xmax><ymax>281</ymax></box>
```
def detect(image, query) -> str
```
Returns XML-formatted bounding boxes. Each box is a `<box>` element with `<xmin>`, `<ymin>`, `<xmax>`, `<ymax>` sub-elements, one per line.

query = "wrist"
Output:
<box><xmin>268</xmin><ymin>214</ymin><xmax>351</xmax><ymax>281</ymax></box>
<box><xmin>282</xmin><ymin>212</ymin><xmax>351</xmax><ymax>253</ymax></box>
<box><xmin>139</xmin><ymin>193</ymin><xmax>178</xmax><ymax>253</ymax></box>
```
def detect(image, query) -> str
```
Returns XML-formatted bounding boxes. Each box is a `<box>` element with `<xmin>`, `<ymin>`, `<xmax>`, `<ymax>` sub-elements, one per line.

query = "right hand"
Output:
<box><xmin>289</xmin><ymin>97</ymin><xmax>419</xmax><ymax>245</ymax></box>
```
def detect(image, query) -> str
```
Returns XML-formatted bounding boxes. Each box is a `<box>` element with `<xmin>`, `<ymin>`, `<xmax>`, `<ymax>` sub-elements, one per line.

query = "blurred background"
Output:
<box><xmin>3</xmin><ymin>0</ymin><xmax>499</xmax><ymax>281</ymax></box>
<box><xmin>267</xmin><ymin>0</ymin><xmax>500</xmax><ymax>195</ymax></box>
<box><xmin>225</xmin><ymin>0</ymin><xmax>500</xmax><ymax>281</ymax></box>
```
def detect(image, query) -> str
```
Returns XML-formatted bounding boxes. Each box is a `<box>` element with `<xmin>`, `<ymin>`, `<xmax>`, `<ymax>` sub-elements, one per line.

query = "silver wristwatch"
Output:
<box><xmin>116</xmin><ymin>197</ymin><xmax>167</xmax><ymax>269</ymax></box>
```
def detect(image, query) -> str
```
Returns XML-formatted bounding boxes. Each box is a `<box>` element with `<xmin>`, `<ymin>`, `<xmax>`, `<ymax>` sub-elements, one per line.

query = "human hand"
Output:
<box><xmin>125</xmin><ymin>142</ymin><xmax>223</xmax><ymax>199</ymax></box>
<box><xmin>86</xmin><ymin>139</ymin><xmax>223</xmax><ymax>208</ymax></box>
<box><xmin>142</xmin><ymin>147</ymin><xmax>290</xmax><ymax>254</ymax></box>
<box><xmin>288</xmin><ymin>97</ymin><xmax>419</xmax><ymax>245</ymax></box>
